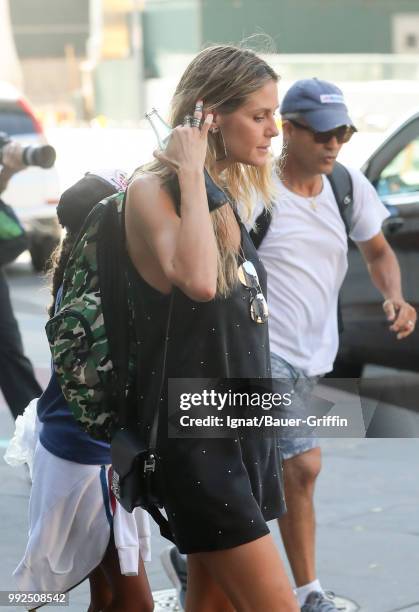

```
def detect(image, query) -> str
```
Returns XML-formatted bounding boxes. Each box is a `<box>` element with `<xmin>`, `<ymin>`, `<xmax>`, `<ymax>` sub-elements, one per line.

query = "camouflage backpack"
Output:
<box><xmin>45</xmin><ymin>191</ymin><xmax>136</xmax><ymax>442</ymax></box>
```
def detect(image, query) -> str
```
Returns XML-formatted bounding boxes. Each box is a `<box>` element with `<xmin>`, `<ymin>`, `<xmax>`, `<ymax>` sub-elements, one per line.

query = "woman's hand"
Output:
<box><xmin>153</xmin><ymin>101</ymin><xmax>213</xmax><ymax>175</ymax></box>
<box><xmin>127</xmin><ymin>100</ymin><xmax>218</xmax><ymax>301</ymax></box>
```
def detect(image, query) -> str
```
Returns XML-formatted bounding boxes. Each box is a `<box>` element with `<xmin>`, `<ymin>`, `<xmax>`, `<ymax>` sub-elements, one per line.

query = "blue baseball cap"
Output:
<box><xmin>280</xmin><ymin>78</ymin><xmax>356</xmax><ymax>132</ymax></box>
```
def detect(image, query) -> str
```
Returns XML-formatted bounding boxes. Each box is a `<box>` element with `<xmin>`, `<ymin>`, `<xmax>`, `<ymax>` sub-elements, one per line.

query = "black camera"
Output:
<box><xmin>0</xmin><ymin>132</ymin><xmax>56</xmax><ymax>169</ymax></box>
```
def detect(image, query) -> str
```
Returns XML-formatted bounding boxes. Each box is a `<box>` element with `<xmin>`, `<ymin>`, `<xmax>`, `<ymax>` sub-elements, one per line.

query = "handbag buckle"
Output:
<box><xmin>144</xmin><ymin>453</ymin><xmax>156</xmax><ymax>473</ymax></box>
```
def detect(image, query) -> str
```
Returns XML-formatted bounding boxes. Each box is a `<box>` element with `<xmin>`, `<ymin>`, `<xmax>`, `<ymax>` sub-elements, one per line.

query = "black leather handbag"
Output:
<box><xmin>110</xmin><ymin>428</ymin><xmax>161</xmax><ymax>513</ymax></box>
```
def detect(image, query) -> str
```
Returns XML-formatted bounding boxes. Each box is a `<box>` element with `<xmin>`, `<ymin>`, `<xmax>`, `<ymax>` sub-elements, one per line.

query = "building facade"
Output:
<box><xmin>143</xmin><ymin>0</ymin><xmax>419</xmax><ymax>76</ymax></box>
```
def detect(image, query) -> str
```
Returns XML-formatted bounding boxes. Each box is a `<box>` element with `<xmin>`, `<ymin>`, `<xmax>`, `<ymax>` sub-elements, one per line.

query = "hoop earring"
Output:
<box><xmin>276</xmin><ymin>140</ymin><xmax>288</xmax><ymax>179</ymax></box>
<box><xmin>213</xmin><ymin>126</ymin><xmax>228</xmax><ymax>162</ymax></box>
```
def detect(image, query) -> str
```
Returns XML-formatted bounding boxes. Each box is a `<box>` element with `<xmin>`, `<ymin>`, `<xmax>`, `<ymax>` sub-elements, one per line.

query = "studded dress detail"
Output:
<box><xmin>128</xmin><ymin>218</ymin><xmax>286</xmax><ymax>553</ymax></box>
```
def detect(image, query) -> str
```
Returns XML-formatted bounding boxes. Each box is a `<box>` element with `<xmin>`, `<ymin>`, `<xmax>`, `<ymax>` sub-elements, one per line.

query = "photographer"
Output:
<box><xmin>0</xmin><ymin>141</ymin><xmax>42</xmax><ymax>419</ymax></box>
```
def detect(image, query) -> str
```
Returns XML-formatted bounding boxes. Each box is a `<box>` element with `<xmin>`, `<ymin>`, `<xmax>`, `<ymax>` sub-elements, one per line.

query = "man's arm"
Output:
<box><xmin>0</xmin><ymin>141</ymin><xmax>26</xmax><ymax>196</ymax></box>
<box><xmin>356</xmin><ymin>232</ymin><xmax>417</xmax><ymax>339</ymax></box>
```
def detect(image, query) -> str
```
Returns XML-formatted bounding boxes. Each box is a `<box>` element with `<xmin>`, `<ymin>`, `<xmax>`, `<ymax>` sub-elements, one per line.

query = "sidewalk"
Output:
<box><xmin>2</xmin><ymin>404</ymin><xmax>419</xmax><ymax>611</ymax></box>
<box><xmin>2</xmin><ymin>265</ymin><xmax>419</xmax><ymax>611</ymax></box>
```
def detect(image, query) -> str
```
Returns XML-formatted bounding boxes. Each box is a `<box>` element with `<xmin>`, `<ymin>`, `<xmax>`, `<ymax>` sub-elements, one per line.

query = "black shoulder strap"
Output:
<box><xmin>251</xmin><ymin>162</ymin><xmax>353</xmax><ymax>250</ymax></box>
<box><xmin>326</xmin><ymin>161</ymin><xmax>354</xmax><ymax>236</ymax></box>
<box><xmin>249</xmin><ymin>207</ymin><xmax>273</xmax><ymax>249</ymax></box>
<box><xmin>166</xmin><ymin>169</ymin><xmax>230</xmax><ymax>217</ymax></box>
<box><xmin>326</xmin><ymin>162</ymin><xmax>354</xmax><ymax>335</ymax></box>
<box><xmin>97</xmin><ymin>192</ymin><xmax>130</xmax><ymax>425</ymax></box>
<box><xmin>250</xmin><ymin>165</ymin><xmax>354</xmax><ymax>335</ymax></box>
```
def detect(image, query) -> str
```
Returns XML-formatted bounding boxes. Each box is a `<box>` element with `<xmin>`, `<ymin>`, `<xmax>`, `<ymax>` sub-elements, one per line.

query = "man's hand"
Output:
<box><xmin>357</xmin><ymin>233</ymin><xmax>417</xmax><ymax>340</ymax></box>
<box><xmin>1</xmin><ymin>141</ymin><xmax>26</xmax><ymax>173</ymax></box>
<box><xmin>382</xmin><ymin>298</ymin><xmax>417</xmax><ymax>339</ymax></box>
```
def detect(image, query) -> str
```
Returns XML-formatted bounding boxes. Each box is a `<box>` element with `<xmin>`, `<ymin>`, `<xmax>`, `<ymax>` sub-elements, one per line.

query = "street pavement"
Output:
<box><xmin>1</xmin><ymin>262</ymin><xmax>419</xmax><ymax>612</ymax></box>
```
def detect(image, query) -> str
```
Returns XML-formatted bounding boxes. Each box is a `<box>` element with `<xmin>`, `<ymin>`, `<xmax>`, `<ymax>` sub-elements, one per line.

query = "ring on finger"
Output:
<box><xmin>191</xmin><ymin>117</ymin><xmax>201</xmax><ymax>128</ymax></box>
<box><xmin>183</xmin><ymin>115</ymin><xmax>192</xmax><ymax>126</ymax></box>
<box><xmin>194</xmin><ymin>103</ymin><xmax>204</xmax><ymax>113</ymax></box>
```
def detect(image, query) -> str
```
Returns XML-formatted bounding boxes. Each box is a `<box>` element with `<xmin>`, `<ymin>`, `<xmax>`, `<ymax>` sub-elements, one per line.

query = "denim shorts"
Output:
<box><xmin>271</xmin><ymin>352</ymin><xmax>320</xmax><ymax>460</ymax></box>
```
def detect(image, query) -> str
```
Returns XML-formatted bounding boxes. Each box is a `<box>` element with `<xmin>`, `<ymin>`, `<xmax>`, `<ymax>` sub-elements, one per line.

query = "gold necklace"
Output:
<box><xmin>282</xmin><ymin>177</ymin><xmax>321</xmax><ymax>213</ymax></box>
<box><xmin>308</xmin><ymin>197</ymin><xmax>318</xmax><ymax>212</ymax></box>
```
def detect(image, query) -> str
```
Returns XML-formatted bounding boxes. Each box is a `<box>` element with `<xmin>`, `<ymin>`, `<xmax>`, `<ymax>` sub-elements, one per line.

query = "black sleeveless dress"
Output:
<box><xmin>128</xmin><ymin>217</ymin><xmax>286</xmax><ymax>553</ymax></box>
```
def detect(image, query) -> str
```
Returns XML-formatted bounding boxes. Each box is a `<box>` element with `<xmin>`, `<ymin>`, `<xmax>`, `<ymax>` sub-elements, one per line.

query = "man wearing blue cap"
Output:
<box><xmin>251</xmin><ymin>78</ymin><xmax>416</xmax><ymax>611</ymax></box>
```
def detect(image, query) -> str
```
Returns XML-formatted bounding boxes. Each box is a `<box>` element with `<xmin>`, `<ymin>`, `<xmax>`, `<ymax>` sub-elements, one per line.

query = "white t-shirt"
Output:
<box><xmin>248</xmin><ymin>167</ymin><xmax>390</xmax><ymax>376</ymax></box>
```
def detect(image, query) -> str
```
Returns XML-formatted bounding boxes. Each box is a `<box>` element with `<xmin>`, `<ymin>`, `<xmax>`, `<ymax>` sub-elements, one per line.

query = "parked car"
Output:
<box><xmin>335</xmin><ymin>111</ymin><xmax>419</xmax><ymax>375</ymax></box>
<box><xmin>0</xmin><ymin>81</ymin><xmax>61</xmax><ymax>271</ymax></box>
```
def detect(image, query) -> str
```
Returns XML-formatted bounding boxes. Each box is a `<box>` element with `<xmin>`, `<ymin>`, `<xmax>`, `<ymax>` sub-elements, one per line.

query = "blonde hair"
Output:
<box><xmin>136</xmin><ymin>44</ymin><xmax>278</xmax><ymax>296</ymax></box>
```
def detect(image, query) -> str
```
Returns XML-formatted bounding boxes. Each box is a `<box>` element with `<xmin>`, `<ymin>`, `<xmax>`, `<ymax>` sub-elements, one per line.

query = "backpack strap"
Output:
<box><xmin>251</xmin><ymin>162</ymin><xmax>354</xmax><ymax>249</ymax></box>
<box><xmin>326</xmin><ymin>161</ymin><xmax>354</xmax><ymax>236</ymax></box>
<box><xmin>96</xmin><ymin>192</ymin><xmax>130</xmax><ymax>426</ymax></box>
<box><xmin>326</xmin><ymin>161</ymin><xmax>354</xmax><ymax>335</ymax></box>
<box><xmin>250</xmin><ymin>164</ymin><xmax>354</xmax><ymax>334</ymax></box>
<box><xmin>249</xmin><ymin>207</ymin><xmax>273</xmax><ymax>249</ymax></box>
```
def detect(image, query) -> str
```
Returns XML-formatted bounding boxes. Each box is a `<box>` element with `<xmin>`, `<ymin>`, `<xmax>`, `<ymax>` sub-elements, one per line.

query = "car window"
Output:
<box><xmin>0</xmin><ymin>101</ymin><xmax>36</xmax><ymax>135</ymax></box>
<box><xmin>376</xmin><ymin>136</ymin><xmax>419</xmax><ymax>197</ymax></box>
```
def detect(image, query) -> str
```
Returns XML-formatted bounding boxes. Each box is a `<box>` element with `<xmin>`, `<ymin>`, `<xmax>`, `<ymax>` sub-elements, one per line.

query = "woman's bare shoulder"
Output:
<box><xmin>128</xmin><ymin>172</ymin><xmax>173</xmax><ymax>208</ymax></box>
<box><xmin>127</xmin><ymin>172</ymin><xmax>177</xmax><ymax>223</ymax></box>
<box><xmin>128</xmin><ymin>172</ymin><xmax>161</xmax><ymax>202</ymax></box>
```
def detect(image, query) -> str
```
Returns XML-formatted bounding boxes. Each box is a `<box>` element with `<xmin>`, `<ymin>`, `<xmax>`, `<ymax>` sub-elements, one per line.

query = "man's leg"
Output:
<box><xmin>0</xmin><ymin>268</ymin><xmax>42</xmax><ymax>419</ymax></box>
<box><xmin>272</xmin><ymin>352</ymin><xmax>337</xmax><ymax>610</ymax></box>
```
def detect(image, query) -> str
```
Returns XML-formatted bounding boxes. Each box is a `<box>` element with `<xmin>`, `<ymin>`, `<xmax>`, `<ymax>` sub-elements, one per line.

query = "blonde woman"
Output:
<box><xmin>126</xmin><ymin>45</ymin><xmax>298</xmax><ymax>611</ymax></box>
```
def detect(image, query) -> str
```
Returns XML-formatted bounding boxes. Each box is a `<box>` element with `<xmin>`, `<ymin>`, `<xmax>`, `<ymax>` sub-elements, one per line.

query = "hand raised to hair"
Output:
<box><xmin>153</xmin><ymin>101</ymin><xmax>213</xmax><ymax>175</ymax></box>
